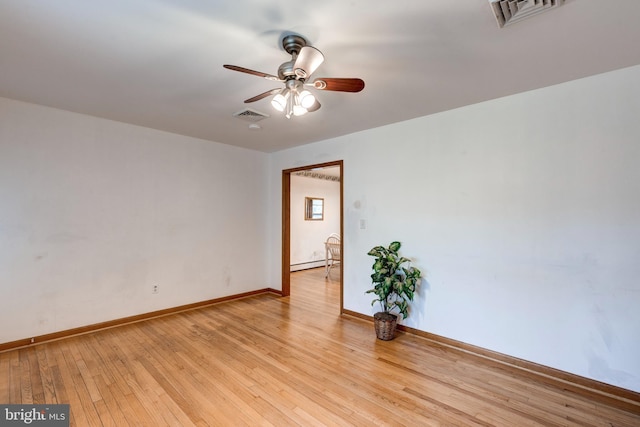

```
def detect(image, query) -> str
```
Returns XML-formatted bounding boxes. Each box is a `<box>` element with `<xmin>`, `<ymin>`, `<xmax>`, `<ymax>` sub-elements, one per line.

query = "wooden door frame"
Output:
<box><xmin>282</xmin><ymin>160</ymin><xmax>344</xmax><ymax>312</ymax></box>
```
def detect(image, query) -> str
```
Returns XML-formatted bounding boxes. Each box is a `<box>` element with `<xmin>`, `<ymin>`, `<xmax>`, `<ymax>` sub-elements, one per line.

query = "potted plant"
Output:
<box><xmin>366</xmin><ymin>241</ymin><xmax>422</xmax><ymax>340</ymax></box>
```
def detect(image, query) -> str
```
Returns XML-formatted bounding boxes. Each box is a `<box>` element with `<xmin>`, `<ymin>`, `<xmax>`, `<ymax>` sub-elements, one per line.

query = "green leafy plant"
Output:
<box><xmin>366</xmin><ymin>241</ymin><xmax>422</xmax><ymax>319</ymax></box>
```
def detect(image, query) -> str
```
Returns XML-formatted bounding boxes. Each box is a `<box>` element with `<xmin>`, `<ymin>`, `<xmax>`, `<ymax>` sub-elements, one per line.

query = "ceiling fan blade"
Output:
<box><xmin>244</xmin><ymin>89</ymin><xmax>282</xmax><ymax>103</ymax></box>
<box><xmin>293</xmin><ymin>46</ymin><xmax>324</xmax><ymax>79</ymax></box>
<box><xmin>312</xmin><ymin>78</ymin><xmax>365</xmax><ymax>92</ymax></box>
<box><xmin>223</xmin><ymin>64</ymin><xmax>281</xmax><ymax>81</ymax></box>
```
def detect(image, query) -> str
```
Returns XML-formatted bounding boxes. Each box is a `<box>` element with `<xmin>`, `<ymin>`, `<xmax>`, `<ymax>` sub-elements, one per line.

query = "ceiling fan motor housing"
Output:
<box><xmin>278</xmin><ymin>35</ymin><xmax>308</xmax><ymax>80</ymax></box>
<box><xmin>281</xmin><ymin>34</ymin><xmax>307</xmax><ymax>55</ymax></box>
<box><xmin>277</xmin><ymin>60</ymin><xmax>296</xmax><ymax>80</ymax></box>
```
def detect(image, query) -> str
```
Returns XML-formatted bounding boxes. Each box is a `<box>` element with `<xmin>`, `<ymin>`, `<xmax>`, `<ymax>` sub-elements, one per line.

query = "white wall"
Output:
<box><xmin>0</xmin><ymin>97</ymin><xmax>269</xmax><ymax>343</ymax></box>
<box><xmin>267</xmin><ymin>65</ymin><xmax>640</xmax><ymax>392</ymax></box>
<box><xmin>290</xmin><ymin>174</ymin><xmax>340</xmax><ymax>271</ymax></box>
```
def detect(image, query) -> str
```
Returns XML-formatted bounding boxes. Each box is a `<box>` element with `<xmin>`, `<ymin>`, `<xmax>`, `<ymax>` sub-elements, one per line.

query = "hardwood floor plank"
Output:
<box><xmin>0</xmin><ymin>349</ymin><xmax>10</xmax><ymax>402</ymax></box>
<box><xmin>8</xmin><ymin>351</ymin><xmax>21</xmax><ymax>403</ymax></box>
<box><xmin>1</xmin><ymin>268</ymin><xmax>639</xmax><ymax>426</ymax></box>
<box><xmin>92</xmin><ymin>374</ymin><xmax>131</xmax><ymax>427</ymax></box>
<box><xmin>18</xmin><ymin>350</ymin><xmax>34</xmax><ymax>403</ymax></box>
<box><xmin>34</xmin><ymin>345</ymin><xmax>58</xmax><ymax>404</ymax></box>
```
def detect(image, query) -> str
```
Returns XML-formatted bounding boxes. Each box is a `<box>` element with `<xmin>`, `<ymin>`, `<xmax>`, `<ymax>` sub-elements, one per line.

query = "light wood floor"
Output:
<box><xmin>1</xmin><ymin>268</ymin><xmax>639</xmax><ymax>426</ymax></box>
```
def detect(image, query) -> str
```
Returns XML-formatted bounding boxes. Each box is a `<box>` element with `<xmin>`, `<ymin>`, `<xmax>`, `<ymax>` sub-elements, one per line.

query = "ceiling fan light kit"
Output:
<box><xmin>271</xmin><ymin>79</ymin><xmax>317</xmax><ymax>118</ymax></box>
<box><xmin>224</xmin><ymin>34</ymin><xmax>364</xmax><ymax>119</ymax></box>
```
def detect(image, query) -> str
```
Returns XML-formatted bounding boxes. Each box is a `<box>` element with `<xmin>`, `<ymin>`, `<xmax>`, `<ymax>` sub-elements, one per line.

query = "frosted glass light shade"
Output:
<box><xmin>293</xmin><ymin>105</ymin><xmax>308</xmax><ymax>116</ymax></box>
<box><xmin>271</xmin><ymin>90</ymin><xmax>289</xmax><ymax>112</ymax></box>
<box><xmin>299</xmin><ymin>90</ymin><xmax>316</xmax><ymax>109</ymax></box>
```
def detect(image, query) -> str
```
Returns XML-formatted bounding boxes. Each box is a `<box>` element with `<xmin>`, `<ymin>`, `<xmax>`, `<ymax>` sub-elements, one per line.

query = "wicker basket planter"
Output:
<box><xmin>374</xmin><ymin>312</ymin><xmax>398</xmax><ymax>341</ymax></box>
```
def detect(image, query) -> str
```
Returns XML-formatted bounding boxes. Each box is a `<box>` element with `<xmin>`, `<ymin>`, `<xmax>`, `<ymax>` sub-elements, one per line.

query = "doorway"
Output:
<box><xmin>282</xmin><ymin>160</ymin><xmax>343</xmax><ymax>312</ymax></box>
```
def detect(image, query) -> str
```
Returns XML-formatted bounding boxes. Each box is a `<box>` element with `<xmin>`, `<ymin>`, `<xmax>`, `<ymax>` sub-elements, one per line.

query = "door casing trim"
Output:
<box><xmin>281</xmin><ymin>160</ymin><xmax>344</xmax><ymax>312</ymax></box>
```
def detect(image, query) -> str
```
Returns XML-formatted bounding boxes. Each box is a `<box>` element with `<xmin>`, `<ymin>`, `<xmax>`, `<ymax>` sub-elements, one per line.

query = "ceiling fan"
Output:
<box><xmin>223</xmin><ymin>34</ymin><xmax>365</xmax><ymax>119</ymax></box>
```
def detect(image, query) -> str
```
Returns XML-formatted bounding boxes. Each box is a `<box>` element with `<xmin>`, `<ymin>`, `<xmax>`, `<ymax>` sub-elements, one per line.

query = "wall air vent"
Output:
<box><xmin>232</xmin><ymin>108</ymin><xmax>270</xmax><ymax>122</ymax></box>
<box><xmin>490</xmin><ymin>0</ymin><xmax>564</xmax><ymax>28</ymax></box>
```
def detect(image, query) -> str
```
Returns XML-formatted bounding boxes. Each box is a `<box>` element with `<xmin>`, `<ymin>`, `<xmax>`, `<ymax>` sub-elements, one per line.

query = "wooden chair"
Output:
<box><xmin>324</xmin><ymin>234</ymin><xmax>341</xmax><ymax>278</ymax></box>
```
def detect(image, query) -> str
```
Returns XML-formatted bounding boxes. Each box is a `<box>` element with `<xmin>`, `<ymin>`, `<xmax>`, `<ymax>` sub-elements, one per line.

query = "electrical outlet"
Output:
<box><xmin>152</xmin><ymin>285</ymin><xmax>159</xmax><ymax>294</ymax></box>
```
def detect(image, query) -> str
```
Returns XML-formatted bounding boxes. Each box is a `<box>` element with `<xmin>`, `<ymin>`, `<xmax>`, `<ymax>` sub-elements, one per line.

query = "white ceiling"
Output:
<box><xmin>1</xmin><ymin>0</ymin><xmax>640</xmax><ymax>153</ymax></box>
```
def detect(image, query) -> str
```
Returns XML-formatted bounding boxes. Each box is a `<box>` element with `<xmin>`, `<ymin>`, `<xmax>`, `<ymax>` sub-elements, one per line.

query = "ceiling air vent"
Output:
<box><xmin>490</xmin><ymin>0</ymin><xmax>564</xmax><ymax>28</ymax></box>
<box><xmin>232</xmin><ymin>108</ymin><xmax>270</xmax><ymax>122</ymax></box>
